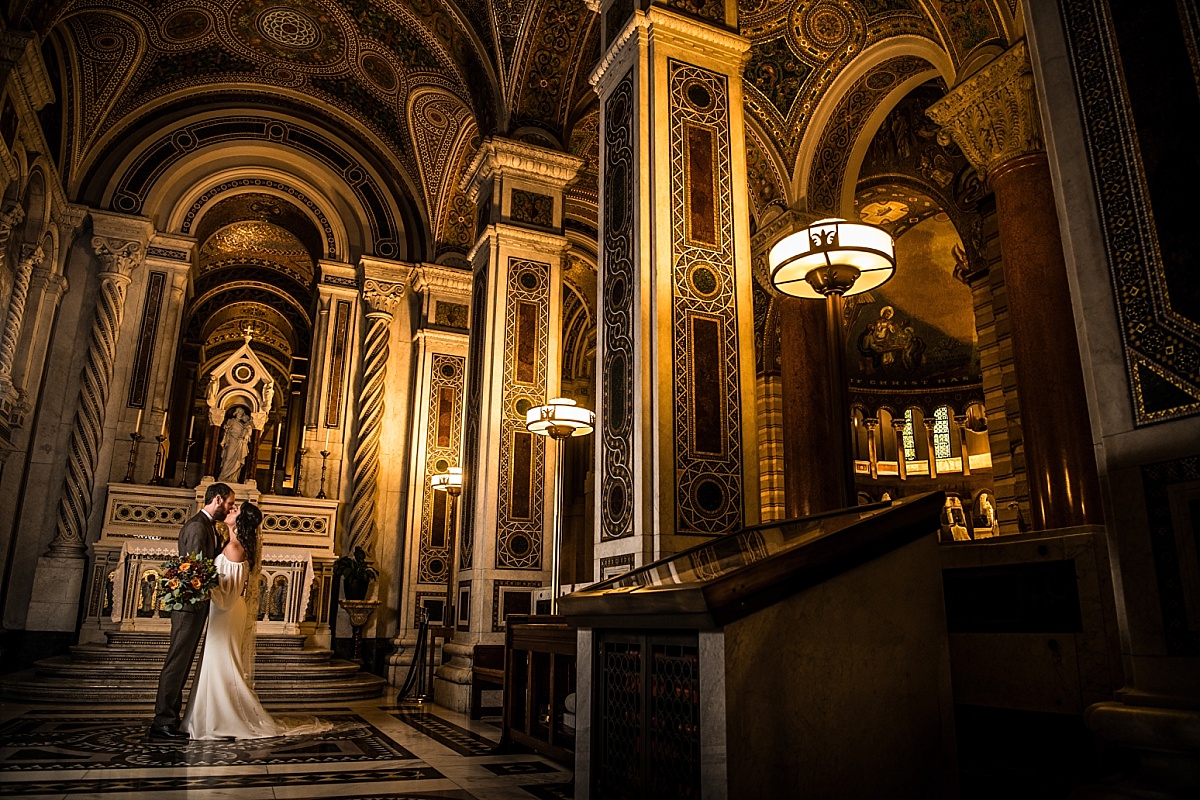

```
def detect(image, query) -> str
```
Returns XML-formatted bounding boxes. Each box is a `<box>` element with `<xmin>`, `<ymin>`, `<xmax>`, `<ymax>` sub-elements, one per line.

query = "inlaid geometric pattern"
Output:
<box><xmin>1060</xmin><ymin>0</ymin><xmax>1200</xmax><ymax>424</ymax></box>
<box><xmin>668</xmin><ymin>60</ymin><xmax>744</xmax><ymax>536</ymax></box>
<box><xmin>418</xmin><ymin>354</ymin><xmax>466</xmax><ymax>585</ymax></box>
<box><xmin>459</xmin><ymin>270</ymin><xmax>489</xmax><ymax>571</ymax></box>
<box><xmin>0</xmin><ymin>713</ymin><xmax>413</xmax><ymax>771</ymax></box>
<box><xmin>391</xmin><ymin>708</ymin><xmax>497</xmax><ymax>756</ymax></box>
<box><xmin>496</xmin><ymin>258</ymin><xmax>550</xmax><ymax>569</ymax></box>
<box><xmin>600</xmin><ymin>68</ymin><xmax>636</xmax><ymax>542</ymax></box>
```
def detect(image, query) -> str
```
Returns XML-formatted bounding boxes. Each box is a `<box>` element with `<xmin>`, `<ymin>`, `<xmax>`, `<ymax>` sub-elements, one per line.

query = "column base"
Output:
<box><xmin>1072</xmin><ymin>699</ymin><xmax>1200</xmax><ymax>798</ymax></box>
<box><xmin>25</xmin><ymin>555</ymin><xmax>86</xmax><ymax>632</ymax></box>
<box><xmin>386</xmin><ymin>633</ymin><xmax>417</xmax><ymax>687</ymax></box>
<box><xmin>433</xmin><ymin>641</ymin><xmax>473</xmax><ymax>713</ymax></box>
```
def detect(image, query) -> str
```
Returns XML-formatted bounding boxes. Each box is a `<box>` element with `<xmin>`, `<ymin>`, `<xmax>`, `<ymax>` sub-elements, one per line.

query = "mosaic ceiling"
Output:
<box><xmin>20</xmin><ymin>0</ymin><xmax>1014</xmax><ymax>261</ymax></box>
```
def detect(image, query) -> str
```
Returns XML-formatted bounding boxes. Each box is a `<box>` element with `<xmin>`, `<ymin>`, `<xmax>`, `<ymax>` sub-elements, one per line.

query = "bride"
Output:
<box><xmin>182</xmin><ymin>501</ymin><xmax>330</xmax><ymax>740</ymax></box>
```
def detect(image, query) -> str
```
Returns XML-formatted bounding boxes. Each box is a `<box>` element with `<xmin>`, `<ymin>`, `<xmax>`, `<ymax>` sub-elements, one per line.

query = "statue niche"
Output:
<box><xmin>203</xmin><ymin>331</ymin><xmax>275</xmax><ymax>485</ymax></box>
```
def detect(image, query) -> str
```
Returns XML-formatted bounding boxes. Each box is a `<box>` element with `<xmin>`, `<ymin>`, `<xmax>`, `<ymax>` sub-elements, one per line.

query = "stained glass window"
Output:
<box><xmin>902</xmin><ymin>410</ymin><xmax>917</xmax><ymax>462</ymax></box>
<box><xmin>933</xmin><ymin>406</ymin><xmax>952</xmax><ymax>460</ymax></box>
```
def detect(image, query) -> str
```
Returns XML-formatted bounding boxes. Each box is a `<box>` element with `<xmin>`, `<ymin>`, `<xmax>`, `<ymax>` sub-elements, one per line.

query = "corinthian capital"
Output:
<box><xmin>19</xmin><ymin>243</ymin><xmax>44</xmax><ymax>268</ymax></box>
<box><xmin>926</xmin><ymin>40</ymin><xmax>1044</xmax><ymax>180</ymax></box>
<box><xmin>91</xmin><ymin>237</ymin><xmax>143</xmax><ymax>277</ymax></box>
<box><xmin>0</xmin><ymin>203</ymin><xmax>25</xmax><ymax>245</ymax></box>
<box><xmin>362</xmin><ymin>278</ymin><xmax>405</xmax><ymax>316</ymax></box>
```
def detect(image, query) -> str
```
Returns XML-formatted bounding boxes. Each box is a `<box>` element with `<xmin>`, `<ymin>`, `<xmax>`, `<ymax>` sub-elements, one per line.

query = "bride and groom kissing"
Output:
<box><xmin>148</xmin><ymin>482</ymin><xmax>328</xmax><ymax>741</ymax></box>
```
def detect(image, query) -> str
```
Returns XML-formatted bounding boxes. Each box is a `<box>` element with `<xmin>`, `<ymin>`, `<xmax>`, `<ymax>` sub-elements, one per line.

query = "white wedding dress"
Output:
<box><xmin>182</xmin><ymin>554</ymin><xmax>330</xmax><ymax>740</ymax></box>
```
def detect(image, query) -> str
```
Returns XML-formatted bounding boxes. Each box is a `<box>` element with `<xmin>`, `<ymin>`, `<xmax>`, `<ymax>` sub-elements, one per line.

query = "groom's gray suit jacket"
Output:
<box><xmin>153</xmin><ymin>510</ymin><xmax>221</xmax><ymax>726</ymax></box>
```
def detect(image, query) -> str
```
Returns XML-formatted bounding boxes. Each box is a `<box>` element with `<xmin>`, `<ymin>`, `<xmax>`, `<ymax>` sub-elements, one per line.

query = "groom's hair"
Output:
<box><xmin>204</xmin><ymin>482</ymin><xmax>233</xmax><ymax>505</ymax></box>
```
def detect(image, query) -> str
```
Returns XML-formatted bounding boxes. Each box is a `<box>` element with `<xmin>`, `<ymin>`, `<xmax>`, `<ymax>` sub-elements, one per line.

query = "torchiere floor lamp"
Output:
<box><xmin>430</xmin><ymin>466</ymin><xmax>463</xmax><ymax>626</ymax></box>
<box><xmin>769</xmin><ymin>218</ymin><xmax>896</xmax><ymax>506</ymax></box>
<box><xmin>525</xmin><ymin>398</ymin><xmax>594</xmax><ymax>614</ymax></box>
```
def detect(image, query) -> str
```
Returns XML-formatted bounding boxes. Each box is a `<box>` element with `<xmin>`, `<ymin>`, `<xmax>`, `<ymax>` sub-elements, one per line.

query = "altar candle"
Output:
<box><xmin>160</xmin><ymin>413</ymin><xmax>168</xmax><ymax>438</ymax></box>
<box><xmin>275</xmin><ymin>423</ymin><xmax>283</xmax><ymax>447</ymax></box>
<box><xmin>187</xmin><ymin>416</ymin><xmax>195</xmax><ymax>439</ymax></box>
<box><xmin>134</xmin><ymin>408</ymin><xmax>143</xmax><ymax>432</ymax></box>
<box><xmin>324</xmin><ymin>426</ymin><xmax>331</xmax><ymax>449</ymax></box>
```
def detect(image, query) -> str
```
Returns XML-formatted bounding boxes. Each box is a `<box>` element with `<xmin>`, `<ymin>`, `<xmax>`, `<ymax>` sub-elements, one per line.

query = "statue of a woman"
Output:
<box><xmin>217</xmin><ymin>407</ymin><xmax>254</xmax><ymax>483</ymax></box>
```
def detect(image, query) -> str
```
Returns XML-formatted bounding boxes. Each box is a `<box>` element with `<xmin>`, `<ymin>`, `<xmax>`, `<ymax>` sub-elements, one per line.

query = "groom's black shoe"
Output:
<box><xmin>147</xmin><ymin>724</ymin><xmax>189</xmax><ymax>741</ymax></box>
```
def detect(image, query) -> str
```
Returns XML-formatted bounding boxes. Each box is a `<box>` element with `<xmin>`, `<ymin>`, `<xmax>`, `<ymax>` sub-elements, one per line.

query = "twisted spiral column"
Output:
<box><xmin>48</xmin><ymin>237</ymin><xmax>142</xmax><ymax>556</ymax></box>
<box><xmin>0</xmin><ymin>243</ymin><xmax>44</xmax><ymax>394</ymax></box>
<box><xmin>347</xmin><ymin>278</ymin><xmax>404</xmax><ymax>554</ymax></box>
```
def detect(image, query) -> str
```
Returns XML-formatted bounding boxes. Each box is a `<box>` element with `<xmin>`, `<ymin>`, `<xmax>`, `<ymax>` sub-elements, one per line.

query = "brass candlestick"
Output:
<box><xmin>268</xmin><ymin>443</ymin><xmax>282</xmax><ymax>495</ymax></box>
<box><xmin>122</xmin><ymin>432</ymin><xmax>143</xmax><ymax>483</ymax></box>
<box><xmin>177</xmin><ymin>437</ymin><xmax>194</xmax><ymax>488</ymax></box>
<box><xmin>294</xmin><ymin>447</ymin><xmax>308</xmax><ymax>497</ymax></box>
<box><xmin>149</xmin><ymin>435</ymin><xmax>168</xmax><ymax>485</ymax></box>
<box><xmin>316</xmin><ymin>449</ymin><xmax>330</xmax><ymax>499</ymax></box>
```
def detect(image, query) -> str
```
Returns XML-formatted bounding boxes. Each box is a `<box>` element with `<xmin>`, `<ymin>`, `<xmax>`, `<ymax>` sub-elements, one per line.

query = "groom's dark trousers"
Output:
<box><xmin>152</xmin><ymin>511</ymin><xmax>219</xmax><ymax>728</ymax></box>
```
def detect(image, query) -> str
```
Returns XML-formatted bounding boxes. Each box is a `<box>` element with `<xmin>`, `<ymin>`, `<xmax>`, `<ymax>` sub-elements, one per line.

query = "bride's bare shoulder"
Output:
<box><xmin>222</xmin><ymin>539</ymin><xmax>246</xmax><ymax>563</ymax></box>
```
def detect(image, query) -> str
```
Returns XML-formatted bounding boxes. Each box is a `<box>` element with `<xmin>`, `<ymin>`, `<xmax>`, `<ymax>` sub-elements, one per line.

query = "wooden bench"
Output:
<box><xmin>470</xmin><ymin>644</ymin><xmax>505</xmax><ymax>719</ymax></box>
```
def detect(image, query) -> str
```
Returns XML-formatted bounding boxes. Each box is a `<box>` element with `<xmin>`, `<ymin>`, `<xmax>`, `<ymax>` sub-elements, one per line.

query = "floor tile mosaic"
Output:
<box><xmin>0</xmin><ymin>698</ymin><xmax>573</xmax><ymax>799</ymax></box>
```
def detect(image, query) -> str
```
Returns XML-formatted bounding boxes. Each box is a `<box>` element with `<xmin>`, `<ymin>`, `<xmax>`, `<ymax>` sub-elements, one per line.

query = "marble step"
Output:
<box><xmin>104</xmin><ymin>632</ymin><xmax>311</xmax><ymax>651</ymax></box>
<box><xmin>0</xmin><ymin>669</ymin><xmax>388</xmax><ymax>703</ymax></box>
<box><xmin>69</xmin><ymin>643</ymin><xmax>333</xmax><ymax>664</ymax></box>
<box><xmin>32</xmin><ymin>656</ymin><xmax>364</xmax><ymax>682</ymax></box>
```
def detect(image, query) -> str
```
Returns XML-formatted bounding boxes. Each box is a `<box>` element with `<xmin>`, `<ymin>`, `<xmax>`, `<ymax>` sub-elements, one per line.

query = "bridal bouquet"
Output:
<box><xmin>158</xmin><ymin>553</ymin><xmax>219</xmax><ymax>611</ymax></box>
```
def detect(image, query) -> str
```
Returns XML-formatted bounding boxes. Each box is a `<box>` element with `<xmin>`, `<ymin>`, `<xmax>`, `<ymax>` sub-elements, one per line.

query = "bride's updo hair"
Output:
<box><xmin>235</xmin><ymin>502</ymin><xmax>263</xmax><ymax>571</ymax></box>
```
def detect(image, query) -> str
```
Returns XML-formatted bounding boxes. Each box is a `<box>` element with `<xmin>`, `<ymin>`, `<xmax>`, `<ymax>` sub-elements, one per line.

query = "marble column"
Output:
<box><xmin>438</xmin><ymin>138</ymin><xmax>580</xmax><ymax>711</ymax></box>
<box><xmin>29</xmin><ymin>213</ymin><xmax>152</xmax><ymax>631</ymax></box>
<box><xmin>893</xmin><ymin>419</ymin><xmax>908</xmax><ymax>481</ymax></box>
<box><xmin>929</xmin><ymin>41</ymin><xmax>1102</xmax><ymax>530</ymax></box>
<box><xmin>923</xmin><ymin>418</ymin><xmax>939</xmax><ymax>480</ymax></box>
<box><xmin>0</xmin><ymin>244</ymin><xmax>43</xmax><ymax>401</ymax></box>
<box><xmin>392</xmin><ymin>264</ymin><xmax>470</xmax><ymax>684</ymax></box>
<box><xmin>865</xmin><ymin>417</ymin><xmax>880</xmax><ymax>480</ymax></box>
<box><xmin>348</xmin><ymin>262</ymin><xmax>406</xmax><ymax>555</ymax></box>
<box><xmin>591</xmin><ymin>1</ymin><xmax>760</xmax><ymax>576</ymax></box>
<box><xmin>778</xmin><ymin>295</ymin><xmax>845</xmax><ymax>515</ymax></box>
<box><xmin>303</xmin><ymin>261</ymin><xmax>360</xmax><ymax>499</ymax></box>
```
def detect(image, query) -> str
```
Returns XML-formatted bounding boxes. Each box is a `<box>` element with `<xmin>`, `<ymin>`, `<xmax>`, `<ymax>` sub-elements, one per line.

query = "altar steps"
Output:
<box><xmin>0</xmin><ymin>632</ymin><xmax>387</xmax><ymax>704</ymax></box>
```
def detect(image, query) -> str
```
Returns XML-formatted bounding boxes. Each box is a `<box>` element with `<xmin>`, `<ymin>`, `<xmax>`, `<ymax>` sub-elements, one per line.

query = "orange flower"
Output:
<box><xmin>179</xmin><ymin>562</ymin><xmax>191</xmax><ymax>572</ymax></box>
<box><xmin>168</xmin><ymin>579</ymin><xmax>180</xmax><ymax>590</ymax></box>
<box><xmin>190</xmin><ymin>577</ymin><xmax>202</xmax><ymax>589</ymax></box>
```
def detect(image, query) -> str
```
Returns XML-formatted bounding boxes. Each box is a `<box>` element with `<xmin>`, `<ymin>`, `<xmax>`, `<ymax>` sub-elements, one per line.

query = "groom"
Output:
<box><xmin>148</xmin><ymin>482</ymin><xmax>236</xmax><ymax>740</ymax></box>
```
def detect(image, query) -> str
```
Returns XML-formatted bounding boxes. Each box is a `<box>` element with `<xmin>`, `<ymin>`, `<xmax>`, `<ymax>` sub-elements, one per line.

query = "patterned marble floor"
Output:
<box><xmin>0</xmin><ymin>696</ymin><xmax>574</xmax><ymax>799</ymax></box>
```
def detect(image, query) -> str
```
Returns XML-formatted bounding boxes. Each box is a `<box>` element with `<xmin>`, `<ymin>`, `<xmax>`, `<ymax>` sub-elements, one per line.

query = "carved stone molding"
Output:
<box><xmin>592</xmin><ymin>7</ymin><xmax>752</xmax><ymax>89</ymax></box>
<box><xmin>461</xmin><ymin>138</ymin><xmax>584</xmax><ymax>202</ymax></box>
<box><xmin>466</xmin><ymin>223</ymin><xmax>571</xmax><ymax>264</ymax></box>
<box><xmin>0</xmin><ymin>31</ymin><xmax>54</xmax><ymax>111</ymax></box>
<box><xmin>0</xmin><ymin>244</ymin><xmax>44</xmax><ymax>392</ymax></box>
<box><xmin>411</xmin><ymin>263</ymin><xmax>472</xmax><ymax>298</ymax></box>
<box><xmin>91</xmin><ymin>237</ymin><xmax>144</xmax><ymax>279</ymax></box>
<box><xmin>362</xmin><ymin>278</ymin><xmax>405</xmax><ymax>316</ymax></box>
<box><xmin>926</xmin><ymin>40</ymin><xmax>1044</xmax><ymax>180</ymax></box>
<box><xmin>0</xmin><ymin>203</ymin><xmax>26</xmax><ymax>248</ymax></box>
<box><xmin>51</xmin><ymin>204</ymin><xmax>88</xmax><ymax>234</ymax></box>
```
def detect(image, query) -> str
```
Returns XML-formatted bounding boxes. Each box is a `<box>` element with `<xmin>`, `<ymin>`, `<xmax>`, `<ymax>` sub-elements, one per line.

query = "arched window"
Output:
<box><xmin>902</xmin><ymin>409</ymin><xmax>917</xmax><ymax>462</ymax></box>
<box><xmin>933</xmin><ymin>406</ymin><xmax>952</xmax><ymax>460</ymax></box>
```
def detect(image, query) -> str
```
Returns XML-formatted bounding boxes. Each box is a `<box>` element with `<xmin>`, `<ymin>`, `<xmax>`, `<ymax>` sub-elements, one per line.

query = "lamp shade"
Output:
<box><xmin>525</xmin><ymin>397</ymin><xmax>595</xmax><ymax>440</ymax></box>
<box><xmin>768</xmin><ymin>218</ymin><xmax>895</xmax><ymax>299</ymax></box>
<box><xmin>431</xmin><ymin>466</ymin><xmax>463</xmax><ymax>496</ymax></box>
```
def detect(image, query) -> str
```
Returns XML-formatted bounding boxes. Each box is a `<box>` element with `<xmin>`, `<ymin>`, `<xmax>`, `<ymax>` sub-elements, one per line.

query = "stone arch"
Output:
<box><xmin>795</xmin><ymin>35</ymin><xmax>953</xmax><ymax>215</ymax></box>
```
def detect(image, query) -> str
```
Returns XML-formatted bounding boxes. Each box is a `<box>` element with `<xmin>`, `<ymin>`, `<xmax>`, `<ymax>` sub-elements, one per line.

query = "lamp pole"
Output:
<box><xmin>525</xmin><ymin>398</ymin><xmax>595</xmax><ymax>614</ymax></box>
<box><xmin>431</xmin><ymin>467</ymin><xmax>463</xmax><ymax>626</ymax></box>
<box><xmin>769</xmin><ymin>218</ymin><xmax>896</xmax><ymax>509</ymax></box>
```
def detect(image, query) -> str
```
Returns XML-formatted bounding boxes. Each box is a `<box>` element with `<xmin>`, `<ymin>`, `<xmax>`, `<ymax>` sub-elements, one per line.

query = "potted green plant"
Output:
<box><xmin>333</xmin><ymin>546</ymin><xmax>378</xmax><ymax>600</ymax></box>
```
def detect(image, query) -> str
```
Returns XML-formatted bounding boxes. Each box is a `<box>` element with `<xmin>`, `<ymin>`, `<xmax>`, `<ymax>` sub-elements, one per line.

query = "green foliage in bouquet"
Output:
<box><xmin>332</xmin><ymin>546</ymin><xmax>379</xmax><ymax>583</ymax></box>
<box><xmin>158</xmin><ymin>552</ymin><xmax>219</xmax><ymax>611</ymax></box>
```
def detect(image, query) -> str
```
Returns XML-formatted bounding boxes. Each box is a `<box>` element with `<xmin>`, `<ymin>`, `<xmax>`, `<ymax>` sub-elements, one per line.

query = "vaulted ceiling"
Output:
<box><xmin>10</xmin><ymin>0</ymin><xmax>1018</xmax><ymax>263</ymax></box>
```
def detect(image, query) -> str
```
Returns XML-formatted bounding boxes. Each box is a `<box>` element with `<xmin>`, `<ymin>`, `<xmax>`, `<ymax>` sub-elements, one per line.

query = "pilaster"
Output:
<box><xmin>30</xmin><ymin>210</ymin><xmax>153</xmax><ymax>632</ymax></box>
<box><xmin>452</xmin><ymin>137</ymin><xmax>580</xmax><ymax>676</ymax></box>
<box><xmin>929</xmin><ymin>40</ymin><xmax>1101</xmax><ymax>530</ymax></box>
<box><xmin>395</xmin><ymin>264</ymin><xmax>470</xmax><ymax>669</ymax></box>
<box><xmin>592</xmin><ymin>4</ymin><xmax>759</xmax><ymax>581</ymax></box>
<box><xmin>301</xmin><ymin>261</ymin><xmax>360</xmax><ymax>500</ymax></box>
